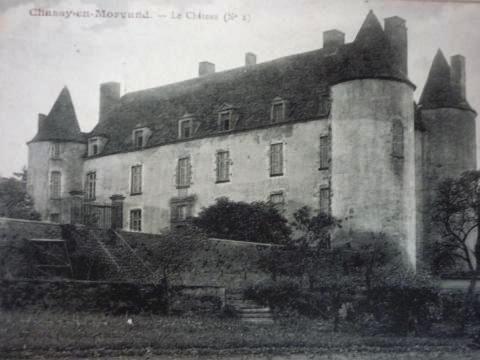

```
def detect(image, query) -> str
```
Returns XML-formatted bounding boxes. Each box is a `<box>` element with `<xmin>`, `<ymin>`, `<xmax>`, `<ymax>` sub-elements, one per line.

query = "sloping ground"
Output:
<box><xmin>1</xmin><ymin>310</ymin><xmax>477</xmax><ymax>359</ymax></box>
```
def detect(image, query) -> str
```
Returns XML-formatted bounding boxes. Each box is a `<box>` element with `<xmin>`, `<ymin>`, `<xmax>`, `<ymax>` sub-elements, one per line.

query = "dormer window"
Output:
<box><xmin>134</xmin><ymin>129</ymin><xmax>144</xmax><ymax>148</ymax></box>
<box><xmin>217</xmin><ymin>104</ymin><xmax>238</xmax><ymax>132</ymax></box>
<box><xmin>178</xmin><ymin>114</ymin><xmax>198</xmax><ymax>140</ymax></box>
<box><xmin>132</xmin><ymin>127</ymin><xmax>151</xmax><ymax>149</ymax></box>
<box><xmin>88</xmin><ymin>138</ymin><xmax>99</xmax><ymax>156</ymax></box>
<box><xmin>179</xmin><ymin>118</ymin><xmax>193</xmax><ymax>139</ymax></box>
<box><xmin>271</xmin><ymin>98</ymin><xmax>286</xmax><ymax>123</ymax></box>
<box><xmin>219</xmin><ymin>111</ymin><xmax>232</xmax><ymax>131</ymax></box>
<box><xmin>87</xmin><ymin>136</ymin><xmax>107</xmax><ymax>157</ymax></box>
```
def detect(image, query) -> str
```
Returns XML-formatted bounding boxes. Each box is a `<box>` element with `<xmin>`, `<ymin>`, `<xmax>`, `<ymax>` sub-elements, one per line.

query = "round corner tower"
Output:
<box><xmin>417</xmin><ymin>50</ymin><xmax>477</xmax><ymax>266</ymax></box>
<box><xmin>27</xmin><ymin>87</ymin><xmax>86</xmax><ymax>223</ymax></box>
<box><xmin>329</xmin><ymin>11</ymin><xmax>417</xmax><ymax>267</ymax></box>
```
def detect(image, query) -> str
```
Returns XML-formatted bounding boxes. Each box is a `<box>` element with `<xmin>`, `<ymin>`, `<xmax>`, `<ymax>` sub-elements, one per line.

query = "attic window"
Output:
<box><xmin>218</xmin><ymin>111</ymin><xmax>232</xmax><ymax>131</ymax></box>
<box><xmin>318</xmin><ymin>94</ymin><xmax>331</xmax><ymax>117</ymax></box>
<box><xmin>179</xmin><ymin>118</ymin><xmax>193</xmax><ymax>139</ymax></box>
<box><xmin>88</xmin><ymin>138</ymin><xmax>99</xmax><ymax>156</ymax></box>
<box><xmin>134</xmin><ymin>129</ymin><xmax>144</xmax><ymax>148</ymax></box>
<box><xmin>271</xmin><ymin>98</ymin><xmax>286</xmax><ymax>123</ymax></box>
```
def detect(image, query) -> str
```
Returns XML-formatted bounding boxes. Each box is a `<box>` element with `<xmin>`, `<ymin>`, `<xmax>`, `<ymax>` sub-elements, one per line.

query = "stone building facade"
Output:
<box><xmin>26</xmin><ymin>11</ymin><xmax>477</xmax><ymax>268</ymax></box>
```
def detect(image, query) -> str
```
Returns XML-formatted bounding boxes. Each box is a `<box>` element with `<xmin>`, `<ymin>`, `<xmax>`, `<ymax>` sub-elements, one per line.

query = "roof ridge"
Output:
<box><xmin>122</xmin><ymin>48</ymin><xmax>327</xmax><ymax>101</ymax></box>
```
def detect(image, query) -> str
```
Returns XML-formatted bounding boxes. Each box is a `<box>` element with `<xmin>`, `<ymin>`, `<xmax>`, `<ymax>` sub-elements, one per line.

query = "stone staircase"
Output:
<box><xmin>88</xmin><ymin>228</ymin><xmax>153</xmax><ymax>282</ymax></box>
<box><xmin>226</xmin><ymin>290</ymin><xmax>274</xmax><ymax>324</ymax></box>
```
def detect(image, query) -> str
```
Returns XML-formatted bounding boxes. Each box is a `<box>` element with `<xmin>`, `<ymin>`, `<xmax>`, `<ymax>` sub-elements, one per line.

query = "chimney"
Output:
<box><xmin>198</xmin><ymin>61</ymin><xmax>215</xmax><ymax>76</ymax></box>
<box><xmin>323</xmin><ymin>30</ymin><xmax>345</xmax><ymax>53</ymax></box>
<box><xmin>384</xmin><ymin>16</ymin><xmax>408</xmax><ymax>75</ymax></box>
<box><xmin>99</xmin><ymin>82</ymin><xmax>121</xmax><ymax>123</ymax></box>
<box><xmin>245</xmin><ymin>52</ymin><xmax>257</xmax><ymax>66</ymax></box>
<box><xmin>38</xmin><ymin>113</ymin><xmax>46</xmax><ymax>132</ymax></box>
<box><xmin>451</xmin><ymin>55</ymin><xmax>466</xmax><ymax>100</ymax></box>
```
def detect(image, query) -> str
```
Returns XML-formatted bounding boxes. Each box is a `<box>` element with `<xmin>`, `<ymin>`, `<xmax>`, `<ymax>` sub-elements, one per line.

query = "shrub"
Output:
<box><xmin>244</xmin><ymin>279</ymin><xmax>328</xmax><ymax>318</ymax></box>
<box><xmin>193</xmin><ymin>197</ymin><xmax>291</xmax><ymax>244</ymax></box>
<box><xmin>0</xmin><ymin>279</ymin><xmax>167</xmax><ymax>315</ymax></box>
<box><xmin>370</xmin><ymin>273</ymin><xmax>440</xmax><ymax>335</ymax></box>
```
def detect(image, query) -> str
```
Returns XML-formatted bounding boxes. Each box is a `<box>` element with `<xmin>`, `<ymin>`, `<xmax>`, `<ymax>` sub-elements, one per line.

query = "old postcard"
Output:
<box><xmin>1</xmin><ymin>0</ymin><xmax>480</xmax><ymax>359</ymax></box>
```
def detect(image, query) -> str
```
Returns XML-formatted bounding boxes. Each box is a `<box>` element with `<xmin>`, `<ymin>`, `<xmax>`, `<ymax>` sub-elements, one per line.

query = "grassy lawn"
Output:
<box><xmin>0</xmin><ymin>310</ymin><xmax>478</xmax><ymax>358</ymax></box>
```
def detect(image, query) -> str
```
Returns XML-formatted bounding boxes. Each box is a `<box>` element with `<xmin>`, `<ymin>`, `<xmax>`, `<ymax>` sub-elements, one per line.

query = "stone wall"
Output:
<box><xmin>0</xmin><ymin>217</ymin><xmax>62</xmax><ymax>278</ymax></box>
<box><xmin>331</xmin><ymin>79</ymin><xmax>416</xmax><ymax>267</ymax></box>
<box><xmin>121</xmin><ymin>231</ymin><xmax>275</xmax><ymax>289</ymax></box>
<box><xmin>419</xmin><ymin>108</ymin><xmax>477</xmax><ymax>265</ymax></box>
<box><xmin>0</xmin><ymin>217</ymin><xmax>62</xmax><ymax>243</ymax></box>
<box><xmin>0</xmin><ymin>218</ymin><xmax>273</xmax><ymax>289</ymax></box>
<box><xmin>83</xmin><ymin>119</ymin><xmax>329</xmax><ymax>233</ymax></box>
<box><xmin>27</xmin><ymin>141</ymin><xmax>86</xmax><ymax>223</ymax></box>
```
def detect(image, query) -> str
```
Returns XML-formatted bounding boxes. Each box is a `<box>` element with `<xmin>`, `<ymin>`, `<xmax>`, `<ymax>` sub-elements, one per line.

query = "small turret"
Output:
<box><xmin>27</xmin><ymin>87</ymin><xmax>86</xmax><ymax>223</ymax></box>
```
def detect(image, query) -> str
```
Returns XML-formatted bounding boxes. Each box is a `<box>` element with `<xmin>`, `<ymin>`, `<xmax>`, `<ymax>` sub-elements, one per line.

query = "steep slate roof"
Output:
<box><xmin>29</xmin><ymin>87</ymin><xmax>85</xmax><ymax>143</ymax></box>
<box><xmin>419</xmin><ymin>50</ymin><xmax>474</xmax><ymax>112</ymax></box>
<box><xmin>86</xmin><ymin>11</ymin><xmax>411</xmax><ymax>156</ymax></box>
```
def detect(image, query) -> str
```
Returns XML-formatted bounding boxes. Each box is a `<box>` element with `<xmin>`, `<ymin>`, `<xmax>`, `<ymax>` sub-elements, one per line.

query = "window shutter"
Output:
<box><xmin>50</xmin><ymin>171</ymin><xmax>61</xmax><ymax>199</ymax></box>
<box><xmin>392</xmin><ymin>120</ymin><xmax>404</xmax><ymax>158</ymax></box>
<box><xmin>270</xmin><ymin>143</ymin><xmax>283</xmax><ymax>176</ymax></box>
<box><xmin>319</xmin><ymin>187</ymin><xmax>330</xmax><ymax>213</ymax></box>
<box><xmin>319</xmin><ymin>135</ymin><xmax>330</xmax><ymax>169</ymax></box>
<box><xmin>177</xmin><ymin>158</ymin><xmax>190</xmax><ymax>188</ymax></box>
<box><xmin>131</xmin><ymin>166</ymin><xmax>142</xmax><ymax>194</ymax></box>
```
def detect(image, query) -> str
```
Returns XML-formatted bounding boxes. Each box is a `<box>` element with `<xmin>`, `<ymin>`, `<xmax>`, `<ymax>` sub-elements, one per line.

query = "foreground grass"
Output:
<box><xmin>0</xmin><ymin>310</ymin><xmax>476</xmax><ymax>358</ymax></box>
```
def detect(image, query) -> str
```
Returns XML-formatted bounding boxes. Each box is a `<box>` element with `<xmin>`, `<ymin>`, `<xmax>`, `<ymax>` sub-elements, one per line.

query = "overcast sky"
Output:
<box><xmin>0</xmin><ymin>0</ymin><xmax>479</xmax><ymax>177</ymax></box>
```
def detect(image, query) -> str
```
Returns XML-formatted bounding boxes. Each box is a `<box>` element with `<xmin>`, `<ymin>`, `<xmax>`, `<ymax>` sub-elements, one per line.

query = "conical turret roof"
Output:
<box><xmin>327</xmin><ymin>10</ymin><xmax>413</xmax><ymax>87</ymax></box>
<box><xmin>419</xmin><ymin>50</ymin><xmax>474</xmax><ymax>111</ymax></box>
<box><xmin>29</xmin><ymin>87</ymin><xmax>85</xmax><ymax>143</ymax></box>
<box><xmin>355</xmin><ymin>10</ymin><xmax>385</xmax><ymax>44</ymax></box>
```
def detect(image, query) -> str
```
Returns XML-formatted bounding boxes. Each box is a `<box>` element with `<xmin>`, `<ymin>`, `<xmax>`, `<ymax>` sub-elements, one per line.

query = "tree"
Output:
<box><xmin>346</xmin><ymin>232</ymin><xmax>403</xmax><ymax>311</ymax></box>
<box><xmin>0</xmin><ymin>167</ymin><xmax>40</xmax><ymax>220</ymax></box>
<box><xmin>289</xmin><ymin>206</ymin><xmax>340</xmax><ymax>289</ymax></box>
<box><xmin>193</xmin><ymin>197</ymin><xmax>291</xmax><ymax>244</ymax></box>
<box><xmin>138</xmin><ymin>225</ymin><xmax>205</xmax><ymax>313</ymax></box>
<box><xmin>432</xmin><ymin>170</ymin><xmax>480</xmax><ymax>332</ymax></box>
<box><xmin>314</xmin><ymin>247</ymin><xmax>358</xmax><ymax>332</ymax></box>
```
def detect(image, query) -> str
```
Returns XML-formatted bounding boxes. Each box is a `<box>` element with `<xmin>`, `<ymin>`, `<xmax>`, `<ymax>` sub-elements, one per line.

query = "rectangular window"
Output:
<box><xmin>180</xmin><ymin>119</ymin><xmax>193</xmax><ymax>139</ymax></box>
<box><xmin>270</xmin><ymin>143</ymin><xmax>284</xmax><ymax>176</ymax></box>
<box><xmin>269</xmin><ymin>191</ymin><xmax>285</xmax><ymax>211</ymax></box>
<box><xmin>318</xmin><ymin>95</ymin><xmax>331</xmax><ymax>116</ymax></box>
<box><xmin>392</xmin><ymin>120</ymin><xmax>404</xmax><ymax>158</ymax></box>
<box><xmin>271</xmin><ymin>102</ymin><xmax>284</xmax><ymax>123</ymax></box>
<box><xmin>219</xmin><ymin>111</ymin><xmax>231</xmax><ymax>131</ymax></box>
<box><xmin>130</xmin><ymin>209</ymin><xmax>142</xmax><ymax>232</ymax></box>
<box><xmin>134</xmin><ymin>129</ymin><xmax>144</xmax><ymax>148</ymax></box>
<box><xmin>88</xmin><ymin>138</ymin><xmax>99</xmax><ymax>156</ymax></box>
<box><xmin>130</xmin><ymin>165</ymin><xmax>142</xmax><ymax>195</ymax></box>
<box><xmin>51</xmin><ymin>143</ymin><xmax>61</xmax><ymax>159</ymax></box>
<box><xmin>177</xmin><ymin>157</ymin><xmax>191</xmax><ymax>188</ymax></box>
<box><xmin>85</xmin><ymin>172</ymin><xmax>96</xmax><ymax>201</ymax></box>
<box><xmin>319</xmin><ymin>187</ymin><xmax>330</xmax><ymax>213</ymax></box>
<box><xmin>50</xmin><ymin>171</ymin><xmax>61</xmax><ymax>199</ymax></box>
<box><xmin>176</xmin><ymin>205</ymin><xmax>188</xmax><ymax>221</ymax></box>
<box><xmin>319</xmin><ymin>135</ymin><xmax>330</xmax><ymax>169</ymax></box>
<box><xmin>216</xmin><ymin>151</ymin><xmax>230</xmax><ymax>182</ymax></box>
